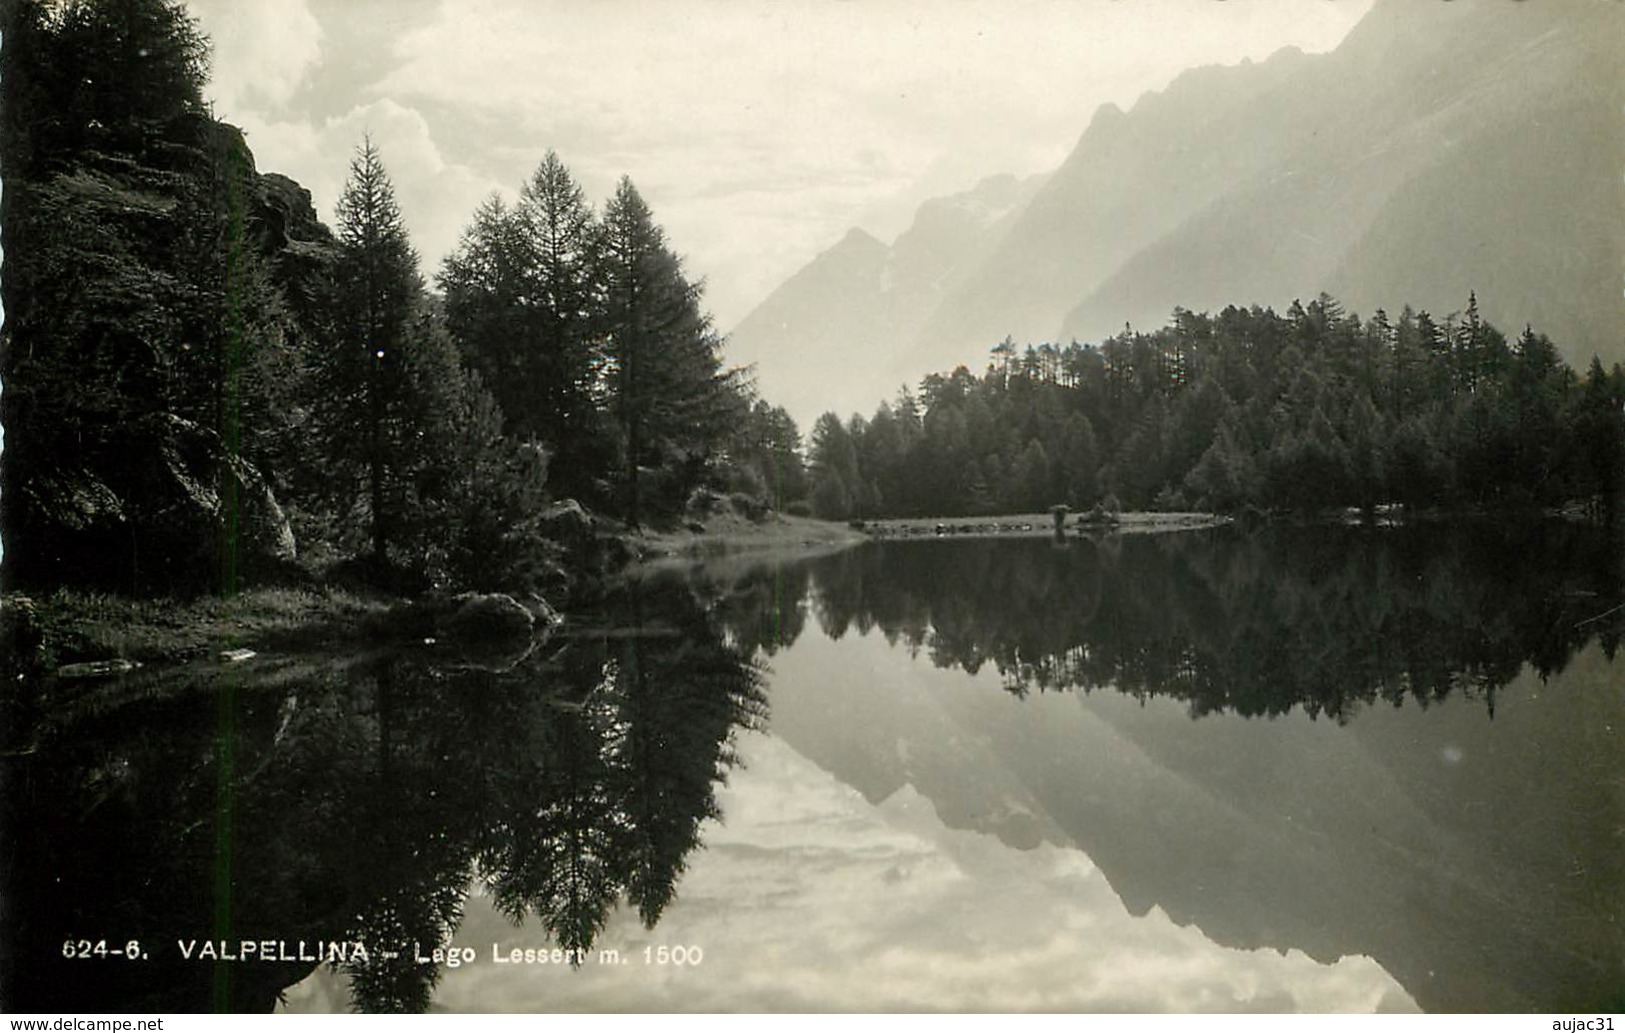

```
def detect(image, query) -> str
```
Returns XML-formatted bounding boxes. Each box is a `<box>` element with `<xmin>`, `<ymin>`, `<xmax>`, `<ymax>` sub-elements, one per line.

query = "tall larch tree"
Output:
<box><xmin>515</xmin><ymin>156</ymin><xmax>601</xmax><ymax>422</ymax></box>
<box><xmin>319</xmin><ymin>138</ymin><xmax>424</xmax><ymax>564</ymax></box>
<box><xmin>599</xmin><ymin>177</ymin><xmax>728</xmax><ymax>528</ymax></box>
<box><xmin>438</xmin><ymin>193</ymin><xmax>527</xmax><ymax>418</ymax></box>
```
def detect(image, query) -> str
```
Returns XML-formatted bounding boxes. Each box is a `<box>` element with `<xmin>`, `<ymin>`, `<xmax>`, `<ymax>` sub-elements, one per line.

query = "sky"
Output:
<box><xmin>184</xmin><ymin>0</ymin><xmax>1371</xmax><ymax>352</ymax></box>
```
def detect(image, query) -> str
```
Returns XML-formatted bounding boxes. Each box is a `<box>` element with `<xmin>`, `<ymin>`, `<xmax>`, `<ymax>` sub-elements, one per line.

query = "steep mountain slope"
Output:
<box><xmin>726</xmin><ymin>226</ymin><xmax>890</xmax><ymax>425</ymax></box>
<box><xmin>912</xmin><ymin>44</ymin><xmax>1315</xmax><ymax>370</ymax></box>
<box><xmin>1060</xmin><ymin>0</ymin><xmax>1625</xmax><ymax>352</ymax></box>
<box><xmin>731</xmin><ymin>0</ymin><xmax>1625</xmax><ymax>429</ymax></box>
<box><xmin>727</xmin><ymin>174</ymin><xmax>1042</xmax><ymax>425</ymax></box>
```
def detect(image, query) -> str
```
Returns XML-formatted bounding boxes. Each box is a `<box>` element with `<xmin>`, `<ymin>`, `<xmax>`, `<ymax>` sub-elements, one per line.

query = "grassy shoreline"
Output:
<box><xmin>630</xmin><ymin>511</ymin><xmax>868</xmax><ymax>566</ymax></box>
<box><xmin>3</xmin><ymin>587</ymin><xmax>393</xmax><ymax>675</ymax></box>
<box><xmin>7</xmin><ymin>509</ymin><xmax>1228</xmax><ymax>677</ymax></box>
<box><xmin>1</xmin><ymin>515</ymin><xmax>863</xmax><ymax>677</ymax></box>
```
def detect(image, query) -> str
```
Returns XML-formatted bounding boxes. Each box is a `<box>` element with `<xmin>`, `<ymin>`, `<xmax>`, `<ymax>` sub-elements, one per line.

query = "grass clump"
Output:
<box><xmin>7</xmin><ymin>587</ymin><xmax>390</xmax><ymax>672</ymax></box>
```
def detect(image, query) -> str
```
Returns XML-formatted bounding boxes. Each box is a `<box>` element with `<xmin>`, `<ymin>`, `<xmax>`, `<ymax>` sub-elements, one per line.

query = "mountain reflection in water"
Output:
<box><xmin>4</xmin><ymin>520</ymin><xmax>1622</xmax><ymax>1013</ymax></box>
<box><xmin>720</xmin><ymin>520</ymin><xmax>1623</xmax><ymax>1014</ymax></box>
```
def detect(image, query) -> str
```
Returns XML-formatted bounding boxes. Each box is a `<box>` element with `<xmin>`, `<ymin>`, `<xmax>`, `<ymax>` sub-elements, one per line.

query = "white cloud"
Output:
<box><xmin>185</xmin><ymin>0</ymin><xmax>1370</xmax><ymax>329</ymax></box>
<box><xmin>186</xmin><ymin>1</ymin><xmax>499</xmax><ymax>282</ymax></box>
<box><xmin>188</xmin><ymin>0</ymin><xmax>323</xmax><ymax>113</ymax></box>
<box><xmin>370</xmin><ymin>0</ymin><xmax>1369</xmax><ymax>327</ymax></box>
<box><xmin>222</xmin><ymin>99</ymin><xmax>507</xmax><ymax>286</ymax></box>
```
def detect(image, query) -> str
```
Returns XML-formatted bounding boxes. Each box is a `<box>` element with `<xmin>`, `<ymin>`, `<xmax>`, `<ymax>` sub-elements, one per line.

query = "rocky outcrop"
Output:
<box><xmin>539</xmin><ymin>499</ymin><xmax>594</xmax><ymax>549</ymax></box>
<box><xmin>12</xmin><ymin>414</ymin><xmax>299</xmax><ymax>593</ymax></box>
<box><xmin>370</xmin><ymin>592</ymin><xmax>557</xmax><ymax>673</ymax></box>
<box><xmin>251</xmin><ymin>169</ymin><xmax>338</xmax><ymax>329</ymax></box>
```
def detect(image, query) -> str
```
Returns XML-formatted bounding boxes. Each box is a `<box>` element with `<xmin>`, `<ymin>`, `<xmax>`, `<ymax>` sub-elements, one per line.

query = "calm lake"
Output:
<box><xmin>5</xmin><ymin>521</ymin><xmax>1623</xmax><ymax>1013</ymax></box>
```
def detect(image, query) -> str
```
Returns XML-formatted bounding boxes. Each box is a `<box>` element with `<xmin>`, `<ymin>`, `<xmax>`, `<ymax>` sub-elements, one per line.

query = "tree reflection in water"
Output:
<box><xmin>0</xmin><ymin>577</ymin><xmax>764</xmax><ymax>1013</ymax></box>
<box><xmin>780</xmin><ymin>521</ymin><xmax>1622</xmax><ymax>721</ymax></box>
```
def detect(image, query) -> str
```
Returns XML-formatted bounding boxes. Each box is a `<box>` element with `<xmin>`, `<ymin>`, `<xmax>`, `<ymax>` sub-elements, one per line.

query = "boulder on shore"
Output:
<box><xmin>540</xmin><ymin>499</ymin><xmax>593</xmax><ymax>545</ymax></box>
<box><xmin>440</xmin><ymin>593</ymin><xmax>534</xmax><ymax>642</ymax></box>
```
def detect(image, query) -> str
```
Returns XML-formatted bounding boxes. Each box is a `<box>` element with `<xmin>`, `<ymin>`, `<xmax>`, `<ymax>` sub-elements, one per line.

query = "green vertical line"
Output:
<box><xmin>213</xmin><ymin>672</ymin><xmax>236</xmax><ymax>1011</ymax></box>
<box><xmin>212</xmin><ymin>133</ymin><xmax>252</xmax><ymax>1012</ymax></box>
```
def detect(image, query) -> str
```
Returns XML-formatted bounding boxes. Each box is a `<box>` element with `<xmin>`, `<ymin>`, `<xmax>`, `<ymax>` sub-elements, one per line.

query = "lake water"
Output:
<box><xmin>4</xmin><ymin>521</ymin><xmax>1623</xmax><ymax>1013</ymax></box>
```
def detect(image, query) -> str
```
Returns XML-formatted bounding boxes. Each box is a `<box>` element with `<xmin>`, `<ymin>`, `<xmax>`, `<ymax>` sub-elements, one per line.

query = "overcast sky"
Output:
<box><xmin>184</xmin><ymin>0</ymin><xmax>1371</xmax><ymax>348</ymax></box>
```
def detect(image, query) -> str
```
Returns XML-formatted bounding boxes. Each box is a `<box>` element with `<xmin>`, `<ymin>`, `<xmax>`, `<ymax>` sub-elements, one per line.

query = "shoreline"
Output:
<box><xmin>8</xmin><ymin>504</ymin><xmax>1599</xmax><ymax>684</ymax></box>
<box><xmin>861</xmin><ymin>511</ymin><xmax>1232</xmax><ymax>539</ymax></box>
<box><xmin>1</xmin><ymin>587</ymin><xmax>394</xmax><ymax>675</ymax></box>
<box><xmin>1</xmin><ymin>514</ymin><xmax>870</xmax><ymax>680</ymax></box>
<box><xmin>628</xmin><ymin>512</ymin><xmax>868</xmax><ymax>569</ymax></box>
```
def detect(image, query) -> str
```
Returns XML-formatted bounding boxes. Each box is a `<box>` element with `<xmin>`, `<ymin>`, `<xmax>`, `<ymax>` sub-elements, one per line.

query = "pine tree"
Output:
<box><xmin>728</xmin><ymin>400</ymin><xmax>806</xmax><ymax>509</ymax></box>
<box><xmin>807</xmin><ymin>413</ymin><xmax>859</xmax><ymax>520</ymax></box>
<box><xmin>1390</xmin><ymin>306</ymin><xmax>1422</xmax><ymax>420</ymax></box>
<box><xmin>1458</xmin><ymin>291</ymin><xmax>1484</xmax><ymax>394</ymax></box>
<box><xmin>1059</xmin><ymin>412</ymin><xmax>1101</xmax><ymax>509</ymax></box>
<box><xmin>15</xmin><ymin>0</ymin><xmax>210</xmax><ymax>168</ymax></box>
<box><xmin>1575</xmin><ymin>358</ymin><xmax>1625</xmax><ymax>518</ymax></box>
<box><xmin>514</xmin><ymin>153</ymin><xmax>603</xmax><ymax>453</ymax></box>
<box><xmin>442</xmin><ymin>153</ymin><xmax>608</xmax><ymax>502</ymax></box>
<box><xmin>439</xmin><ymin>193</ymin><xmax>528</xmax><ymax>418</ymax></box>
<box><xmin>318</xmin><ymin>138</ymin><xmax>425</xmax><ymax>565</ymax></box>
<box><xmin>1184</xmin><ymin>420</ymin><xmax>1254</xmax><ymax>512</ymax></box>
<box><xmin>599</xmin><ymin>178</ymin><xmax>728</xmax><ymax>527</ymax></box>
<box><xmin>1012</xmin><ymin>438</ymin><xmax>1053</xmax><ymax>512</ymax></box>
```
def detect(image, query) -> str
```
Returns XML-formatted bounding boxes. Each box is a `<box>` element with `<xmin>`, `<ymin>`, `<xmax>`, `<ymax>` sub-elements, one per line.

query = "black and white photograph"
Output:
<box><xmin>1</xmin><ymin>0</ymin><xmax>1623</xmax><ymax>1017</ymax></box>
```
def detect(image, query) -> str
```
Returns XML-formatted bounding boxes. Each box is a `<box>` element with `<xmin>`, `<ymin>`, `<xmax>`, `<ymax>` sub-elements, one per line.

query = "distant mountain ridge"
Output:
<box><xmin>729</xmin><ymin>0</ymin><xmax>1625</xmax><ymax>429</ymax></box>
<box><xmin>727</xmin><ymin>172</ymin><xmax>1045</xmax><ymax>426</ymax></box>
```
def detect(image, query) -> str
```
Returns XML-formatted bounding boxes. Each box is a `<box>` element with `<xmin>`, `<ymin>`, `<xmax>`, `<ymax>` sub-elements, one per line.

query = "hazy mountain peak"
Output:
<box><xmin>732</xmin><ymin>0</ymin><xmax>1624</xmax><ymax>429</ymax></box>
<box><xmin>906</xmin><ymin>173</ymin><xmax>1028</xmax><ymax>235</ymax></box>
<box><xmin>1076</xmin><ymin>100</ymin><xmax>1124</xmax><ymax>146</ymax></box>
<box><xmin>833</xmin><ymin>226</ymin><xmax>887</xmax><ymax>254</ymax></box>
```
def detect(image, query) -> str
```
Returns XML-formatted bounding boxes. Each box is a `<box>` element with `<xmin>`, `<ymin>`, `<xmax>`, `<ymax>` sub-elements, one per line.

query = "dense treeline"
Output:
<box><xmin>807</xmin><ymin>295</ymin><xmax>1625</xmax><ymax>520</ymax></box>
<box><xmin>0</xmin><ymin>0</ymin><xmax>797</xmax><ymax>597</ymax></box>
